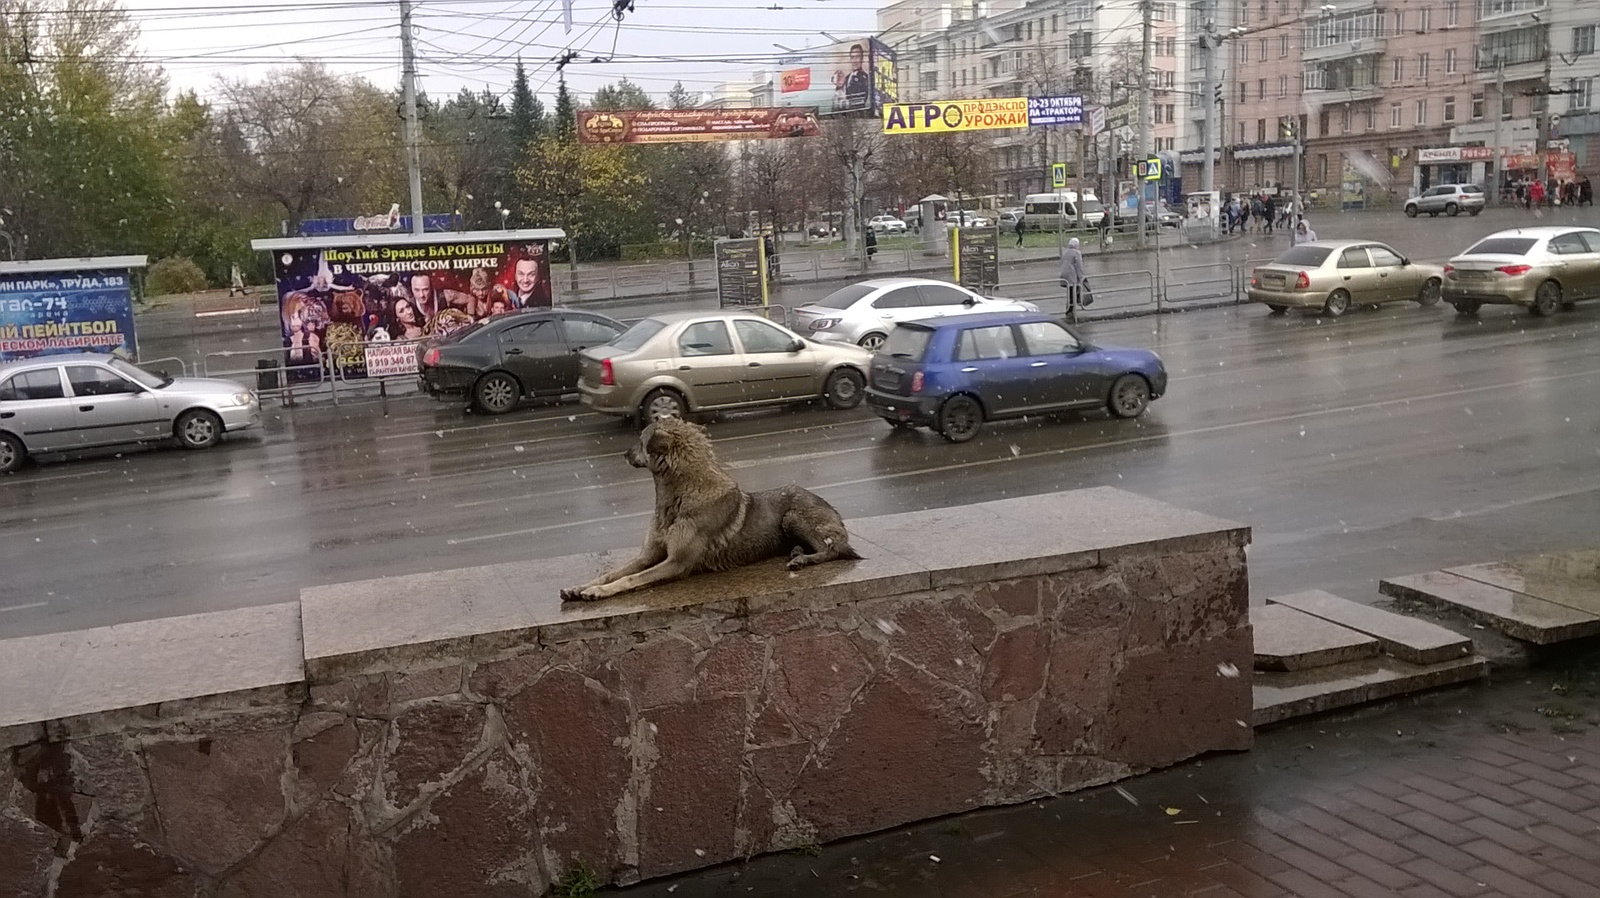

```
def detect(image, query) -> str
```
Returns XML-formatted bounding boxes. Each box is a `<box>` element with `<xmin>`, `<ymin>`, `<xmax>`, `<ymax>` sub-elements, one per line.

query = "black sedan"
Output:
<box><xmin>416</xmin><ymin>309</ymin><xmax>627</xmax><ymax>413</ymax></box>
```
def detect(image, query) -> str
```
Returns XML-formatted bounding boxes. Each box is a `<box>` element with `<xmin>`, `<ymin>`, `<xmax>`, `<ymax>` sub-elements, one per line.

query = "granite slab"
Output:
<box><xmin>1253</xmin><ymin>654</ymin><xmax>1489</xmax><ymax>726</ymax></box>
<box><xmin>1446</xmin><ymin>551</ymin><xmax>1600</xmax><ymax>617</ymax></box>
<box><xmin>1268</xmin><ymin>589</ymin><xmax>1473</xmax><ymax>665</ymax></box>
<box><xmin>0</xmin><ymin>603</ymin><xmax>304</xmax><ymax>733</ymax></box>
<box><xmin>1380</xmin><ymin>570</ymin><xmax>1600</xmax><ymax>645</ymax></box>
<box><xmin>1251</xmin><ymin>604</ymin><xmax>1380</xmax><ymax>671</ymax></box>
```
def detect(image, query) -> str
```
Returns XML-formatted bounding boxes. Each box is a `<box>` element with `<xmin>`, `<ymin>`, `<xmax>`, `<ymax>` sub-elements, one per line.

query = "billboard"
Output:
<box><xmin>0</xmin><ymin>267</ymin><xmax>139</xmax><ymax>362</ymax></box>
<box><xmin>267</xmin><ymin>238</ymin><xmax>552</xmax><ymax>380</ymax></box>
<box><xmin>774</xmin><ymin>35</ymin><xmax>899</xmax><ymax>116</ymax></box>
<box><xmin>883</xmin><ymin>98</ymin><xmax>1030</xmax><ymax>134</ymax></box>
<box><xmin>577</xmin><ymin>108</ymin><xmax>821</xmax><ymax>145</ymax></box>
<box><xmin>1026</xmin><ymin>95</ymin><xmax>1084</xmax><ymax>126</ymax></box>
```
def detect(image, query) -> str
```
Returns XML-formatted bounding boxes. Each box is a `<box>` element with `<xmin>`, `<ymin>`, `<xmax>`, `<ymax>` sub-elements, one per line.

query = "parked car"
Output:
<box><xmin>864</xmin><ymin>311</ymin><xmax>1166</xmax><ymax>443</ymax></box>
<box><xmin>1441</xmin><ymin>226</ymin><xmax>1600</xmax><ymax>316</ymax></box>
<box><xmin>0</xmin><ymin>353</ymin><xmax>260</xmax><ymax>474</ymax></box>
<box><xmin>950</xmin><ymin>211</ymin><xmax>994</xmax><ymax>229</ymax></box>
<box><xmin>1245</xmin><ymin>240</ymin><xmax>1445</xmax><ymax>317</ymax></box>
<box><xmin>416</xmin><ymin>309</ymin><xmax>627</xmax><ymax>414</ymax></box>
<box><xmin>806</xmin><ymin>221</ymin><xmax>838</xmax><ymax>238</ymax></box>
<box><xmin>1405</xmin><ymin>184</ymin><xmax>1486</xmax><ymax>218</ymax></box>
<box><xmin>577</xmin><ymin>310</ymin><xmax>872</xmax><ymax>422</ymax></box>
<box><xmin>997</xmin><ymin>209</ymin><xmax>1024</xmax><ymax>231</ymax></box>
<box><xmin>868</xmin><ymin>215</ymin><xmax>907</xmax><ymax>234</ymax></box>
<box><xmin>791</xmin><ymin>278</ymin><xmax>1041</xmax><ymax>352</ymax></box>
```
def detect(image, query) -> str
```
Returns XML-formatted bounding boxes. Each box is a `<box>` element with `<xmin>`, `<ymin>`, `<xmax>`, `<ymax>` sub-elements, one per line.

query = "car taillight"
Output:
<box><xmin>1249</xmin><ymin>276</ymin><xmax>1258</xmax><ymax>288</ymax></box>
<box><xmin>910</xmin><ymin>371</ymin><xmax>924</xmax><ymax>393</ymax></box>
<box><xmin>600</xmin><ymin>358</ymin><xmax>615</xmax><ymax>386</ymax></box>
<box><xmin>1295</xmin><ymin>271</ymin><xmax>1311</xmax><ymax>289</ymax></box>
<box><xmin>1495</xmin><ymin>264</ymin><xmax>1532</xmax><ymax>276</ymax></box>
<box><xmin>1442</xmin><ymin>264</ymin><xmax>1455</xmax><ymax>275</ymax></box>
<box><xmin>422</xmin><ymin>348</ymin><xmax>440</xmax><ymax>366</ymax></box>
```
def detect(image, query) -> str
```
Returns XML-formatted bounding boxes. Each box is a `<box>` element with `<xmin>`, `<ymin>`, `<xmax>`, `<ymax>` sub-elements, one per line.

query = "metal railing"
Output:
<box><xmin>1000</xmin><ymin>269</ymin><xmax>1159</xmax><ymax>317</ymax></box>
<box><xmin>1164</xmin><ymin>262</ymin><xmax>1241</xmax><ymax>305</ymax></box>
<box><xmin>326</xmin><ymin>336</ymin><xmax>428</xmax><ymax>404</ymax></box>
<box><xmin>203</xmin><ymin>347</ymin><xmax>323</xmax><ymax>404</ymax></box>
<box><xmin>137</xmin><ymin>355</ymin><xmax>190</xmax><ymax>378</ymax></box>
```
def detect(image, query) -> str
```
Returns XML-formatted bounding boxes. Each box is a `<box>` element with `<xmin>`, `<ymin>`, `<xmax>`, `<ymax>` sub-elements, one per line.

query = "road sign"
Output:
<box><xmin>1051</xmin><ymin>162</ymin><xmax>1067</xmax><ymax>188</ymax></box>
<box><xmin>1131</xmin><ymin>157</ymin><xmax>1162</xmax><ymax>181</ymax></box>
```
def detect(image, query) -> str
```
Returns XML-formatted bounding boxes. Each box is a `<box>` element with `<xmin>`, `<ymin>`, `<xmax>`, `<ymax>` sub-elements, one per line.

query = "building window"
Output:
<box><xmin>1393</xmin><ymin>58</ymin><xmax>1404</xmax><ymax>83</ymax></box>
<box><xmin>1238</xmin><ymin>122</ymin><xmax>1247</xmax><ymax>143</ymax></box>
<box><xmin>1416</xmin><ymin>99</ymin><xmax>1427</xmax><ymax>125</ymax></box>
<box><xmin>1444</xmin><ymin>95</ymin><xmax>1457</xmax><ymax>121</ymax></box>
<box><xmin>1280</xmin><ymin>74</ymin><xmax>1289</xmax><ymax>97</ymax></box>
<box><xmin>1281</xmin><ymin>34</ymin><xmax>1290</xmax><ymax>57</ymax></box>
<box><xmin>1419</xmin><ymin>8</ymin><xmax>1431</xmax><ymax>32</ymax></box>
<box><xmin>1238</xmin><ymin>82</ymin><xmax>1247</xmax><ymax>104</ymax></box>
<box><xmin>1259</xmin><ymin>38</ymin><xmax>1267</xmax><ymax>61</ymax></box>
<box><xmin>1166</xmin><ymin>103</ymin><xmax>1176</xmax><ymax>122</ymax></box>
<box><xmin>1471</xmin><ymin>93</ymin><xmax>1484</xmax><ymax>119</ymax></box>
<box><xmin>1502</xmin><ymin>92</ymin><xmax>1514</xmax><ymax>118</ymax></box>
<box><xmin>1575</xmin><ymin>26</ymin><xmax>1597</xmax><ymax>57</ymax></box>
<box><xmin>1446</xmin><ymin>0</ymin><xmax>1459</xmax><ymax>26</ymax></box>
<box><xmin>1341</xmin><ymin>104</ymin><xmax>1351</xmax><ymax>132</ymax></box>
<box><xmin>1364</xmin><ymin>104</ymin><xmax>1375</xmax><ymax>129</ymax></box>
<box><xmin>1418</xmin><ymin>54</ymin><xmax>1429</xmax><ymax>80</ymax></box>
<box><xmin>1571</xmin><ymin>79</ymin><xmax>1594</xmax><ymax>111</ymax></box>
<box><xmin>1390</xmin><ymin>102</ymin><xmax>1402</xmax><ymax>127</ymax></box>
<box><xmin>1238</xmin><ymin>42</ymin><xmax>1249</xmax><ymax>65</ymax></box>
<box><xmin>1258</xmin><ymin>119</ymin><xmax>1267</xmax><ymax>143</ymax></box>
<box><xmin>1259</xmin><ymin>78</ymin><xmax>1267</xmax><ymax>99</ymax></box>
<box><xmin>1446</xmin><ymin>48</ymin><xmax>1457</xmax><ymax>73</ymax></box>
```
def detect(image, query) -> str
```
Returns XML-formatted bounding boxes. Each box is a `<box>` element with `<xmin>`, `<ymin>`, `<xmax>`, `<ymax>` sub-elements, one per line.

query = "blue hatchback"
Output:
<box><xmin>864</xmin><ymin>311</ymin><xmax>1167</xmax><ymax>442</ymax></box>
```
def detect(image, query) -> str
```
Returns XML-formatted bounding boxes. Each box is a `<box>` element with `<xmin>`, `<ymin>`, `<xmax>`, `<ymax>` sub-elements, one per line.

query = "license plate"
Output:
<box><xmin>874</xmin><ymin>371</ymin><xmax>901</xmax><ymax>391</ymax></box>
<box><xmin>1456</xmin><ymin>270</ymin><xmax>1487</xmax><ymax>280</ymax></box>
<box><xmin>1264</xmin><ymin>276</ymin><xmax>1285</xmax><ymax>287</ymax></box>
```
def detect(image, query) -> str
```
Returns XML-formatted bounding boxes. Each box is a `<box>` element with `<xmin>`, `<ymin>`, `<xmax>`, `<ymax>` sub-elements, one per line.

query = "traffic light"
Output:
<box><xmin>1280</xmin><ymin>118</ymin><xmax>1297</xmax><ymax>141</ymax></box>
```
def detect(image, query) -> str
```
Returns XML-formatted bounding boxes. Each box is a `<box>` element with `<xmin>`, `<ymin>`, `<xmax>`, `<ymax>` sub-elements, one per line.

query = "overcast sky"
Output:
<box><xmin>127</xmin><ymin>0</ymin><xmax>880</xmax><ymax>106</ymax></box>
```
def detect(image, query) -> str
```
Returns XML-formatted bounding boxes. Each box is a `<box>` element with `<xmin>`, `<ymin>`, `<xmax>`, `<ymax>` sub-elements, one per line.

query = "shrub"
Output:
<box><xmin>145</xmin><ymin>256</ymin><xmax>209</xmax><ymax>296</ymax></box>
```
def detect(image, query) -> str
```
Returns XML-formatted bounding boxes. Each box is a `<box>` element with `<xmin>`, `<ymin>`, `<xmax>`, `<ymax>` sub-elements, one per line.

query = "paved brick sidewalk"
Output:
<box><xmin>608</xmin><ymin>652</ymin><xmax>1600</xmax><ymax>898</ymax></box>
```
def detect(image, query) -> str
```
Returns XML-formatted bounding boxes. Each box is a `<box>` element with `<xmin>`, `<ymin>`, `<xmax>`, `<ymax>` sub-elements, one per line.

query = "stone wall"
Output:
<box><xmin>0</xmin><ymin>488</ymin><xmax>1253</xmax><ymax>896</ymax></box>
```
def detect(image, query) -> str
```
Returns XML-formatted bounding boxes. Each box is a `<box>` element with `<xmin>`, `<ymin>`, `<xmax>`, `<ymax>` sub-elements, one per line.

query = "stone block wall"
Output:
<box><xmin>0</xmin><ymin>489</ymin><xmax>1252</xmax><ymax>896</ymax></box>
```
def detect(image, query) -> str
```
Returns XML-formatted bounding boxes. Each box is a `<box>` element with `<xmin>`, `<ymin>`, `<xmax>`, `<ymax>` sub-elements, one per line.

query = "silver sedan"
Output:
<box><xmin>0</xmin><ymin>353</ymin><xmax>260</xmax><ymax>473</ymax></box>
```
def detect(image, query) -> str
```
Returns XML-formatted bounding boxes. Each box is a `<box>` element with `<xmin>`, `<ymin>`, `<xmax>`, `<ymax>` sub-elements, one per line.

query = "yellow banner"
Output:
<box><xmin>882</xmin><ymin>98</ymin><xmax>1029</xmax><ymax>134</ymax></box>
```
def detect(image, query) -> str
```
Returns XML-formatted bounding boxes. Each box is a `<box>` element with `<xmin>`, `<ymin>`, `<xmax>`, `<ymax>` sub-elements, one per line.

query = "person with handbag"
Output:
<box><xmin>1059</xmin><ymin>237</ymin><xmax>1090</xmax><ymax>311</ymax></box>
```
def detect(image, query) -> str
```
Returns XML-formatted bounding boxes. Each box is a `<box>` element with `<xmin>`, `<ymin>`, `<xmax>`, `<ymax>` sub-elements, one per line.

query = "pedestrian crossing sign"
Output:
<box><xmin>1051</xmin><ymin>163</ymin><xmax>1067</xmax><ymax>188</ymax></box>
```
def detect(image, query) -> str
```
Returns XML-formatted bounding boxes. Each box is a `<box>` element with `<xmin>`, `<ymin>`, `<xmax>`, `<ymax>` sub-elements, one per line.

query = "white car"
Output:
<box><xmin>790</xmin><ymin>277</ymin><xmax>1041</xmax><ymax>352</ymax></box>
<box><xmin>868</xmin><ymin>215</ymin><xmax>907</xmax><ymax>234</ymax></box>
<box><xmin>951</xmin><ymin>211</ymin><xmax>993</xmax><ymax>229</ymax></box>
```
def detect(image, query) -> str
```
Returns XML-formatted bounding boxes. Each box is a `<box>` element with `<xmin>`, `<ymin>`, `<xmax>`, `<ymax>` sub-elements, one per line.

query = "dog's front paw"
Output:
<box><xmin>559</xmin><ymin>586</ymin><xmax>592</xmax><ymax>602</ymax></box>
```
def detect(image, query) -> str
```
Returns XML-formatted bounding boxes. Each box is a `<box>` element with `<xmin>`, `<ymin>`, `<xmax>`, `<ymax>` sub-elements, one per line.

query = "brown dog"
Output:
<box><xmin>560</xmin><ymin>417</ymin><xmax>861</xmax><ymax>601</ymax></box>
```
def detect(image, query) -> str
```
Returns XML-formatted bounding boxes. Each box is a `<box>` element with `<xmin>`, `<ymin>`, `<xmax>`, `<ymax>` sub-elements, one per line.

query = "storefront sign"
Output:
<box><xmin>577</xmin><ymin>108</ymin><xmax>821</xmax><ymax>144</ymax></box>
<box><xmin>363</xmin><ymin>342</ymin><xmax>418</xmax><ymax>377</ymax></box>
<box><xmin>1026</xmin><ymin>95</ymin><xmax>1084</xmax><ymax>126</ymax></box>
<box><xmin>0</xmin><ymin>258</ymin><xmax>144</xmax><ymax>362</ymax></box>
<box><xmin>1416</xmin><ymin>146</ymin><xmax>1495</xmax><ymax>164</ymax></box>
<box><xmin>253</xmin><ymin>233</ymin><xmax>558</xmax><ymax>381</ymax></box>
<box><xmin>883</xmin><ymin>97</ymin><xmax>1030</xmax><ymax>134</ymax></box>
<box><xmin>714</xmin><ymin>238</ymin><xmax>768</xmax><ymax>308</ymax></box>
<box><xmin>951</xmin><ymin>228</ymin><xmax>998</xmax><ymax>291</ymax></box>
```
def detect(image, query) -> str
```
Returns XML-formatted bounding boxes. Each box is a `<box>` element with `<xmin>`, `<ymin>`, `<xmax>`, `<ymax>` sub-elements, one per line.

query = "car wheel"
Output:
<box><xmin>640</xmin><ymin>387</ymin><xmax>687</xmax><ymax>422</ymax></box>
<box><xmin>1323</xmin><ymin>289</ymin><xmax>1351</xmax><ymax>318</ymax></box>
<box><xmin>937</xmin><ymin>395</ymin><xmax>983</xmax><ymax>443</ymax></box>
<box><xmin>1405</xmin><ymin>206</ymin><xmax>1418</xmax><ymax>218</ymax></box>
<box><xmin>823</xmin><ymin>368</ymin><xmax>865</xmax><ymax>410</ymax></box>
<box><xmin>473</xmin><ymin>372</ymin><xmax>520</xmax><ymax>414</ymax></box>
<box><xmin>1417</xmin><ymin>278</ymin><xmax>1442</xmax><ymax>307</ymax></box>
<box><xmin>1452</xmin><ymin>300</ymin><xmax>1481</xmax><ymax>316</ymax></box>
<box><xmin>1445</xmin><ymin>203</ymin><xmax>1459</xmax><ymax>217</ymax></box>
<box><xmin>174</xmin><ymin>409</ymin><xmax>222</xmax><ymax>450</ymax></box>
<box><xmin>1531</xmin><ymin>281</ymin><xmax>1562</xmax><ymax>317</ymax></box>
<box><xmin>1266</xmin><ymin>304</ymin><xmax>1288</xmax><ymax>315</ymax></box>
<box><xmin>857</xmin><ymin>332</ymin><xmax>887</xmax><ymax>352</ymax></box>
<box><xmin>0</xmin><ymin>432</ymin><xmax>25</xmax><ymax>474</ymax></box>
<box><xmin>1108</xmin><ymin>374</ymin><xmax>1151</xmax><ymax>419</ymax></box>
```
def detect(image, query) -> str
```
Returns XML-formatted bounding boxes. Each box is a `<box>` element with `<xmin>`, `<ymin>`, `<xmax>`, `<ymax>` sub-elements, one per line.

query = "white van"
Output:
<box><xmin>1021</xmin><ymin>192</ymin><xmax>1105</xmax><ymax>229</ymax></box>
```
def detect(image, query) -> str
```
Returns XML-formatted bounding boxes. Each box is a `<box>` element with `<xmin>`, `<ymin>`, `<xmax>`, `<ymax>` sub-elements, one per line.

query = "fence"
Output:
<box><xmin>203</xmin><ymin>347</ymin><xmax>323</xmax><ymax>405</ymax></box>
<box><xmin>1164</xmin><ymin>262</ymin><xmax>1239</xmax><ymax>305</ymax></box>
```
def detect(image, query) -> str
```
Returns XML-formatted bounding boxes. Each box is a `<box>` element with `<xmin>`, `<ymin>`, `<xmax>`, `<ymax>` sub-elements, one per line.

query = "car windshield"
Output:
<box><xmin>108</xmin><ymin>357</ymin><xmax>168</xmax><ymax>388</ymax></box>
<box><xmin>610</xmin><ymin>318</ymin><xmax>667</xmax><ymax>352</ymax></box>
<box><xmin>813</xmin><ymin>284</ymin><xmax>877</xmax><ymax>310</ymax></box>
<box><xmin>1460</xmin><ymin>185</ymin><xmax>1484</xmax><ymax>194</ymax></box>
<box><xmin>1463</xmin><ymin>237</ymin><xmax>1537</xmax><ymax>256</ymax></box>
<box><xmin>882</xmin><ymin>326</ymin><xmax>932</xmax><ymax>361</ymax></box>
<box><xmin>1273</xmin><ymin>246</ymin><xmax>1333</xmax><ymax>266</ymax></box>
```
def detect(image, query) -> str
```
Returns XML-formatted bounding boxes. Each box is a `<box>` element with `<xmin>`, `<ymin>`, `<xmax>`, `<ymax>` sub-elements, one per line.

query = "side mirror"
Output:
<box><xmin>786</xmin><ymin>338</ymin><xmax>805</xmax><ymax>353</ymax></box>
<box><xmin>962</xmin><ymin>297</ymin><xmax>976</xmax><ymax>307</ymax></box>
<box><xmin>1401</xmin><ymin>258</ymin><xmax>1410</xmax><ymax>266</ymax></box>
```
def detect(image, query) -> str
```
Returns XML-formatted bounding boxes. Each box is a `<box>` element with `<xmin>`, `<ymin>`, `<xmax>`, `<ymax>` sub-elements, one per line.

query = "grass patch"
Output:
<box><xmin>552</xmin><ymin>862</ymin><xmax>602</xmax><ymax>898</ymax></box>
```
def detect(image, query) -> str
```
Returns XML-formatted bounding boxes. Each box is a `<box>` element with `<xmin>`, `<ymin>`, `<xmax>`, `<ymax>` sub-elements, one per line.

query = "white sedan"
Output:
<box><xmin>868</xmin><ymin>215</ymin><xmax>907</xmax><ymax>234</ymax></box>
<box><xmin>790</xmin><ymin>277</ymin><xmax>1040</xmax><ymax>351</ymax></box>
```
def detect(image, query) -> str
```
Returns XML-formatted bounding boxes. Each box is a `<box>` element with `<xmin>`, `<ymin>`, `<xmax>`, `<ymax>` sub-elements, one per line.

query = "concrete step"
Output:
<box><xmin>1445</xmin><ymin>552</ymin><xmax>1600</xmax><ymax>617</ymax></box>
<box><xmin>1253</xmin><ymin>654</ymin><xmax>1490</xmax><ymax>727</ymax></box>
<box><xmin>1251</xmin><ymin>604</ymin><xmax>1380</xmax><ymax>671</ymax></box>
<box><xmin>1380</xmin><ymin>570</ymin><xmax>1600</xmax><ymax>645</ymax></box>
<box><xmin>1268</xmin><ymin>589</ymin><xmax>1474</xmax><ymax>665</ymax></box>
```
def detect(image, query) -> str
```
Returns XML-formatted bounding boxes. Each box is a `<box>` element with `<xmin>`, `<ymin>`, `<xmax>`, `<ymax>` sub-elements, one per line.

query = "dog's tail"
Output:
<box><xmin>840</xmin><ymin>546</ymin><xmax>864</xmax><ymax>561</ymax></box>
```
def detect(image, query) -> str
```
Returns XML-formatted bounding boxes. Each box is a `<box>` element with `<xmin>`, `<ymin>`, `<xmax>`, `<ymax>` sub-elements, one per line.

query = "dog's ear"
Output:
<box><xmin>643</xmin><ymin>423</ymin><xmax>668</xmax><ymax>459</ymax></box>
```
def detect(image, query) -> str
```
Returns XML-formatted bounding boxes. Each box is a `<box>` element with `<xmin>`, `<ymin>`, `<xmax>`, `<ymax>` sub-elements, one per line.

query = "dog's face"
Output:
<box><xmin>625</xmin><ymin>417</ymin><xmax>708</xmax><ymax>472</ymax></box>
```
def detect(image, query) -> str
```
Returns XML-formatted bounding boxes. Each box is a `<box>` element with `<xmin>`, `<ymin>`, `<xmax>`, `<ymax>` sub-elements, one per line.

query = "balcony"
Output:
<box><xmin>1302</xmin><ymin>12</ymin><xmax>1387</xmax><ymax>64</ymax></box>
<box><xmin>1475</xmin><ymin>25</ymin><xmax>1550</xmax><ymax>79</ymax></box>
<box><xmin>1301</xmin><ymin>84</ymin><xmax>1383</xmax><ymax>105</ymax></box>
<box><xmin>1477</xmin><ymin>0</ymin><xmax>1546</xmax><ymax>33</ymax></box>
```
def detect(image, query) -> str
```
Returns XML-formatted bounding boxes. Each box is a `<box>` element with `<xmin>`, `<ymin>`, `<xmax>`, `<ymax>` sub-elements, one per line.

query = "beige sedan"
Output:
<box><xmin>577</xmin><ymin>310</ymin><xmax>873</xmax><ymax>421</ymax></box>
<box><xmin>1246</xmin><ymin>240</ymin><xmax>1445</xmax><ymax>317</ymax></box>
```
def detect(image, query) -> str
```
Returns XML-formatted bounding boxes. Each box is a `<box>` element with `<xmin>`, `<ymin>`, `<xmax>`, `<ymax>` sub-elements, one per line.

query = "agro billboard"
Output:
<box><xmin>775</xmin><ymin>35</ymin><xmax>899</xmax><ymax>116</ymax></box>
<box><xmin>253</xmin><ymin>232</ymin><xmax>560</xmax><ymax>380</ymax></box>
<box><xmin>0</xmin><ymin>257</ymin><xmax>145</xmax><ymax>362</ymax></box>
<box><xmin>883</xmin><ymin>98</ymin><xmax>1030</xmax><ymax>134</ymax></box>
<box><xmin>577</xmin><ymin>108</ymin><xmax>821</xmax><ymax>144</ymax></box>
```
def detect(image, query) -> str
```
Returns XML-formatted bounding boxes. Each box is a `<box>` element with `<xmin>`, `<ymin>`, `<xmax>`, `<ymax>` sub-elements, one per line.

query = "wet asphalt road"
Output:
<box><xmin>2</xmin><ymin>206</ymin><xmax>1598</xmax><ymax>638</ymax></box>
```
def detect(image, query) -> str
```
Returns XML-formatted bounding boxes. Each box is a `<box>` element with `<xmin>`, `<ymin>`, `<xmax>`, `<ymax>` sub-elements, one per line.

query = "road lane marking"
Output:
<box><xmin>0</xmin><ymin>602</ymin><xmax>49</xmax><ymax>613</ymax></box>
<box><xmin>446</xmin><ymin>511</ymin><xmax>651</xmax><ymax>545</ymax></box>
<box><xmin>1427</xmin><ymin>485</ymin><xmax>1600</xmax><ymax>521</ymax></box>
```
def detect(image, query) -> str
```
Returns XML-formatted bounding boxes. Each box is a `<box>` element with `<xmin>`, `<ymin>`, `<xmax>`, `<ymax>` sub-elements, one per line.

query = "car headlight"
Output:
<box><xmin>810</xmin><ymin>318</ymin><xmax>840</xmax><ymax>330</ymax></box>
<box><xmin>232</xmin><ymin>392</ymin><xmax>253</xmax><ymax>407</ymax></box>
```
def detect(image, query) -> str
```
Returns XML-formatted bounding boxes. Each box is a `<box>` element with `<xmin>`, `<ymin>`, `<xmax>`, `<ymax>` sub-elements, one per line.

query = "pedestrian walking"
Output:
<box><xmin>1529</xmin><ymin>179</ymin><xmax>1545</xmax><ymax>209</ymax></box>
<box><xmin>1059</xmin><ymin>237</ymin><xmax>1090</xmax><ymax>313</ymax></box>
<box><xmin>1014</xmin><ymin>211</ymin><xmax>1026</xmax><ymax>248</ymax></box>
<box><xmin>1294</xmin><ymin>219</ymin><xmax>1316</xmax><ymax>243</ymax></box>
<box><xmin>1264</xmin><ymin>195</ymin><xmax>1277</xmax><ymax>234</ymax></box>
<box><xmin>863</xmin><ymin>226</ymin><xmax>878</xmax><ymax>261</ymax></box>
<box><xmin>1580</xmin><ymin>174</ymin><xmax>1593</xmax><ymax>207</ymax></box>
<box><xmin>228</xmin><ymin>263</ymin><xmax>248</xmax><ymax>297</ymax></box>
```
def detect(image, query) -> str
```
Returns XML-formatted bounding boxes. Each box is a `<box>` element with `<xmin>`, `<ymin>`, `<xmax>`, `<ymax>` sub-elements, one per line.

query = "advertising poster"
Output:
<box><xmin>883</xmin><ymin>97</ymin><xmax>1030</xmax><ymax>135</ymax></box>
<box><xmin>577</xmin><ymin>108</ymin><xmax>821</xmax><ymax>145</ymax></box>
<box><xmin>0</xmin><ymin>269</ymin><xmax>139</xmax><ymax>362</ymax></box>
<box><xmin>715</xmin><ymin>238</ymin><xmax>767</xmax><ymax>307</ymax></box>
<box><xmin>1340</xmin><ymin>158</ymin><xmax>1366</xmax><ymax>211</ymax></box>
<box><xmin>951</xmin><ymin>228</ymin><xmax>999</xmax><ymax>291</ymax></box>
<box><xmin>1026</xmin><ymin>95</ymin><xmax>1084</xmax><ymax>126</ymax></box>
<box><xmin>774</xmin><ymin>35</ymin><xmax>896</xmax><ymax>116</ymax></box>
<box><xmin>269</xmin><ymin>239</ymin><xmax>551</xmax><ymax>380</ymax></box>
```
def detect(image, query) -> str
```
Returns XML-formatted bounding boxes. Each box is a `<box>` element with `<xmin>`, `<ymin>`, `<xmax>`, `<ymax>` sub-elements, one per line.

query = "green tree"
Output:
<box><xmin>554</xmin><ymin>79</ymin><xmax>576</xmax><ymax>140</ymax></box>
<box><xmin>588</xmin><ymin>79</ymin><xmax>653</xmax><ymax>111</ymax></box>
<box><xmin>519</xmin><ymin>138</ymin><xmax>649</xmax><ymax>261</ymax></box>
<box><xmin>666</xmin><ymin>81</ymin><xmax>695</xmax><ymax>111</ymax></box>
<box><xmin>509</xmin><ymin>58</ymin><xmax>545</xmax><ymax>146</ymax></box>
<box><xmin>424</xmin><ymin>87</ymin><xmax>515</xmax><ymax>230</ymax></box>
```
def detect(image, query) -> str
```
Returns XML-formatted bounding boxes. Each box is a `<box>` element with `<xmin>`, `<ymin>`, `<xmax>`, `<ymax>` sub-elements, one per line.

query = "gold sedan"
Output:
<box><xmin>1246</xmin><ymin>240</ymin><xmax>1445</xmax><ymax>317</ymax></box>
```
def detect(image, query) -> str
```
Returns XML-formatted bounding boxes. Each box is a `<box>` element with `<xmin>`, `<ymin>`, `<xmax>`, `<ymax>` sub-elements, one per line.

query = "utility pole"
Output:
<box><xmin>1492</xmin><ymin>59</ymin><xmax>1505</xmax><ymax>205</ymax></box>
<box><xmin>1137</xmin><ymin>0</ymin><xmax>1153</xmax><ymax>248</ymax></box>
<box><xmin>1201</xmin><ymin>0</ymin><xmax>1218</xmax><ymax>200</ymax></box>
<box><xmin>399</xmin><ymin>0</ymin><xmax>425</xmax><ymax>235</ymax></box>
<box><xmin>1290</xmin><ymin>118</ymin><xmax>1303</xmax><ymax>244</ymax></box>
